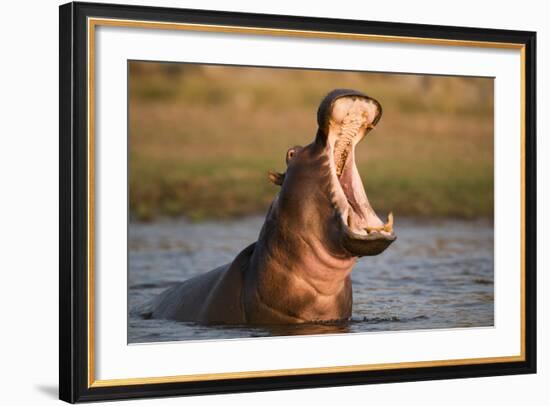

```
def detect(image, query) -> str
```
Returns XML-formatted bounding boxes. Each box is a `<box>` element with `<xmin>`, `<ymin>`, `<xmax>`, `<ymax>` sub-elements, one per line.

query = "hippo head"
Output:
<box><xmin>267</xmin><ymin>89</ymin><xmax>396</xmax><ymax>258</ymax></box>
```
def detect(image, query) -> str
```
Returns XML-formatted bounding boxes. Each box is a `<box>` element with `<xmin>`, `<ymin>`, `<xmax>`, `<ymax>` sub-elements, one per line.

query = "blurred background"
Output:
<box><xmin>128</xmin><ymin>62</ymin><xmax>495</xmax><ymax>341</ymax></box>
<box><xmin>129</xmin><ymin>61</ymin><xmax>493</xmax><ymax>221</ymax></box>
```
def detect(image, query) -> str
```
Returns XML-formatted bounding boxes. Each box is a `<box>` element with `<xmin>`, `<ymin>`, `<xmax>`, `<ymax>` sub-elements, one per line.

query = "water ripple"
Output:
<box><xmin>128</xmin><ymin>217</ymin><xmax>493</xmax><ymax>343</ymax></box>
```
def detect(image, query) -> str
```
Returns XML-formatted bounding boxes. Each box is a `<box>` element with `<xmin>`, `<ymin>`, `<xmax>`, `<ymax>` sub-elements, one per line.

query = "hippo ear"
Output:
<box><xmin>267</xmin><ymin>170</ymin><xmax>285</xmax><ymax>186</ymax></box>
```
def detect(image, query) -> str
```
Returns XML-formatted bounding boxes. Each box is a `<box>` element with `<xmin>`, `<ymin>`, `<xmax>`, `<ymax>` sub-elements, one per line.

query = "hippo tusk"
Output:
<box><xmin>365</xmin><ymin>212</ymin><xmax>394</xmax><ymax>233</ymax></box>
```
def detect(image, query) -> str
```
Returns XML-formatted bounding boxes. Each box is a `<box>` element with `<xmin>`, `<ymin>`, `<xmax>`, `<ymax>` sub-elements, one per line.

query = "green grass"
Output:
<box><xmin>129</xmin><ymin>62</ymin><xmax>494</xmax><ymax>221</ymax></box>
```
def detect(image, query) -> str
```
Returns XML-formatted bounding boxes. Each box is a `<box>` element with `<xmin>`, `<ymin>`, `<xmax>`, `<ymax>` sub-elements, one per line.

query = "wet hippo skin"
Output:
<box><xmin>152</xmin><ymin>89</ymin><xmax>396</xmax><ymax>325</ymax></box>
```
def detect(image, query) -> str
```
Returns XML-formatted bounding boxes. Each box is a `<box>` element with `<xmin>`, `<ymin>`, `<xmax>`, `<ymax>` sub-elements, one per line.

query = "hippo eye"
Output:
<box><xmin>286</xmin><ymin>148</ymin><xmax>297</xmax><ymax>164</ymax></box>
<box><xmin>288</xmin><ymin>150</ymin><xmax>295</xmax><ymax>159</ymax></box>
<box><xmin>285</xmin><ymin>145</ymin><xmax>303</xmax><ymax>164</ymax></box>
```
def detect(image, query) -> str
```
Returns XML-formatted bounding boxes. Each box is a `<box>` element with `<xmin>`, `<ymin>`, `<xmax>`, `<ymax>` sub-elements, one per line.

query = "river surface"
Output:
<box><xmin>128</xmin><ymin>216</ymin><xmax>493</xmax><ymax>343</ymax></box>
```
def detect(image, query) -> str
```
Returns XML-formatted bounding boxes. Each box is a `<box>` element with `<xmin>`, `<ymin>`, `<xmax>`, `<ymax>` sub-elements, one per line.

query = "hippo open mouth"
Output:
<box><xmin>151</xmin><ymin>89</ymin><xmax>397</xmax><ymax>325</ymax></box>
<box><xmin>324</xmin><ymin>92</ymin><xmax>396</xmax><ymax>256</ymax></box>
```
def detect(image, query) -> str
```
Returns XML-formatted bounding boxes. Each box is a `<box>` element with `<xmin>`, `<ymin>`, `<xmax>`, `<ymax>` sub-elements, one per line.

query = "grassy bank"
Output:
<box><xmin>129</xmin><ymin>63</ymin><xmax>493</xmax><ymax>221</ymax></box>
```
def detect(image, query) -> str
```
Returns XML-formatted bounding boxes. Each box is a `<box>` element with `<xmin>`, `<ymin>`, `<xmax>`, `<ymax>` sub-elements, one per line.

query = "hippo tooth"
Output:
<box><xmin>347</xmin><ymin>211</ymin><xmax>353</xmax><ymax>227</ymax></box>
<box><xmin>365</xmin><ymin>212</ymin><xmax>394</xmax><ymax>233</ymax></box>
<box><xmin>384</xmin><ymin>212</ymin><xmax>394</xmax><ymax>233</ymax></box>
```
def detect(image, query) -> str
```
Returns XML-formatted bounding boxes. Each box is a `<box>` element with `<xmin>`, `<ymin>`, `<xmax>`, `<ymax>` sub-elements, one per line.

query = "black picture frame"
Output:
<box><xmin>59</xmin><ymin>1</ymin><xmax>537</xmax><ymax>403</ymax></box>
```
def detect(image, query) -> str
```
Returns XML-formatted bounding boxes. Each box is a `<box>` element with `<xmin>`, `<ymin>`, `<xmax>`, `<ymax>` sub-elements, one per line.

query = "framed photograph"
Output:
<box><xmin>59</xmin><ymin>1</ymin><xmax>537</xmax><ymax>403</ymax></box>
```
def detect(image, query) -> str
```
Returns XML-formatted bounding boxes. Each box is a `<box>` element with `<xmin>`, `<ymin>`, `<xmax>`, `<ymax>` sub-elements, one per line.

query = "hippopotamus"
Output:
<box><xmin>151</xmin><ymin>89</ymin><xmax>396</xmax><ymax>325</ymax></box>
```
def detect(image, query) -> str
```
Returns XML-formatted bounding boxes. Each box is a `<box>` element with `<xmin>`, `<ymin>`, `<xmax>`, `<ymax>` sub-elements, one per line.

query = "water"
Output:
<box><xmin>128</xmin><ymin>216</ymin><xmax>493</xmax><ymax>343</ymax></box>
